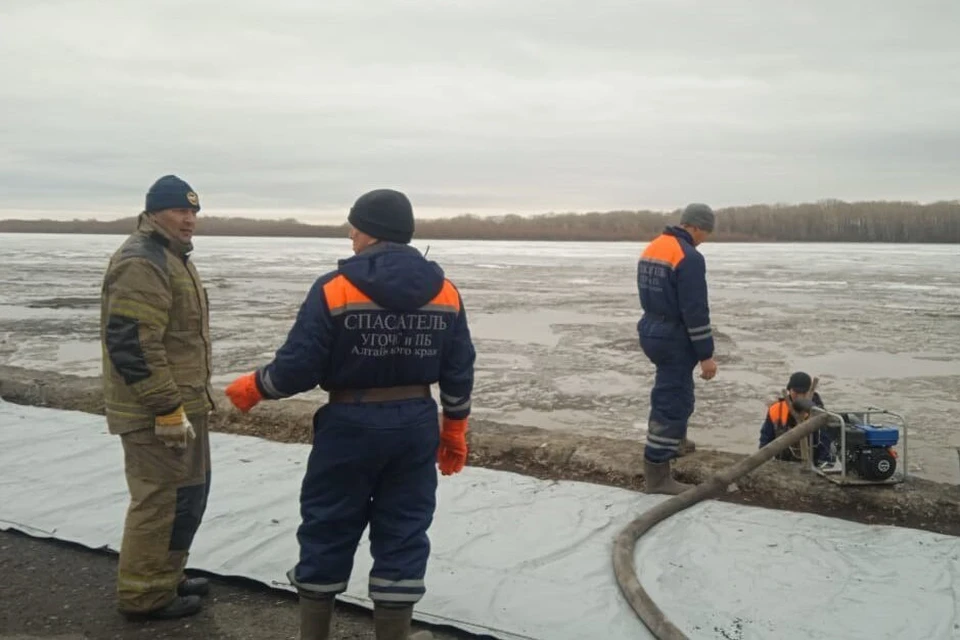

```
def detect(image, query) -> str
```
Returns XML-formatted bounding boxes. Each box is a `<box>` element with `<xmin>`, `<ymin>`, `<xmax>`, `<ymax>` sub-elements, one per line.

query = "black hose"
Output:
<box><xmin>612</xmin><ymin>412</ymin><xmax>833</xmax><ymax>639</ymax></box>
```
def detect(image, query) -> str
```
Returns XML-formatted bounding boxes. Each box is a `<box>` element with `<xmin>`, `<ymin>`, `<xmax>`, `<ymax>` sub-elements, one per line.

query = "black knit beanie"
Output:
<box><xmin>347</xmin><ymin>189</ymin><xmax>414</xmax><ymax>244</ymax></box>
<box><xmin>787</xmin><ymin>371</ymin><xmax>812</xmax><ymax>393</ymax></box>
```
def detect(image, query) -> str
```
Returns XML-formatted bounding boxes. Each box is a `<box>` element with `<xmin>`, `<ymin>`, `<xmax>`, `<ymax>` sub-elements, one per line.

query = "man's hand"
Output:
<box><xmin>155</xmin><ymin>406</ymin><xmax>196</xmax><ymax>449</ymax></box>
<box><xmin>437</xmin><ymin>417</ymin><xmax>468</xmax><ymax>476</ymax></box>
<box><xmin>699</xmin><ymin>358</ymin><xmax>718</xmax><ymax>380</ymax></box>
<box><xmin>225</xmin><ymin>372</ymin><xmax>263</xmax><ymax>413</ymax></box>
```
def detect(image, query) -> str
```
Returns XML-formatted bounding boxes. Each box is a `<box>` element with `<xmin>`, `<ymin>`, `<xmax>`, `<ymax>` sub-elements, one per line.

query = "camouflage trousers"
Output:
<box><xmin>116</xmin><ymin>413</ymin><xmax>211</xmax><ymax>613</ymax></box>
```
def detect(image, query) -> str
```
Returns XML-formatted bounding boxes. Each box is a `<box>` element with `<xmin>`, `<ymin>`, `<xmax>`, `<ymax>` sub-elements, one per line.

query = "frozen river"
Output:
<box><xmin>2</xmin><ymin>232</ymin><xmax>959</xmax><ymax>483</ymax></box>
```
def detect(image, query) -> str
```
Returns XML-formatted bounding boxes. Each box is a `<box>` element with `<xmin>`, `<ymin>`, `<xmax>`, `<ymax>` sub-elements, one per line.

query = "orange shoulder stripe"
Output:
<box><xmin>640</xmin><ymin>235</ymin><xmax>685</xmax><ymax>269</ymax></box>
<box><xmin>424</xmin><ymin>280</ymin><xmax>461</xmax><ymax>313</ymax></box>
<box><xmin>323</xmin><ymin>275</ymin><xmax>380</xmax><ymax>316</ymax></box>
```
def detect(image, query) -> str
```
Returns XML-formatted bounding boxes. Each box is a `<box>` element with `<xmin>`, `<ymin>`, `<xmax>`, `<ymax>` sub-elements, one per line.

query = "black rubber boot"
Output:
<box><xmin>123</xmin><ymin>595</ymin><xmax>202</xmax><ymax>621</ymax></box>
<box><xmin>643</xmin><ymin>459</ymin><xmax>694</xmax><ymax>495</ymax></box>
<box><xmin>178</xmin><ymin>576</ymin><xmax>210</xmax><ymax>597</ymax></box>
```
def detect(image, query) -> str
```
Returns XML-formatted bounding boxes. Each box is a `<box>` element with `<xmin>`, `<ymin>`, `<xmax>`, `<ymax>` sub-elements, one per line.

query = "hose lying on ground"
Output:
<box><xmin>612</xmin><ymin>410</ymin><xmax>833</xmax><ymax>640</ymax></box>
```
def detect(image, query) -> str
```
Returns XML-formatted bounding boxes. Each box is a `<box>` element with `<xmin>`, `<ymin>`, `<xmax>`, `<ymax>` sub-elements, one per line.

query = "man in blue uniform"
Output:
<box><xmin>760</xmin><ymin>371</ymin><xmax>832</xmax><ymax>464</ymax></box>
<box><xmin>225</xmin><ymin>188</ymin><xmax>476</xmax><ymax>640</ymax></box>
<box><xmin>636</xmin><ymin>203</ymin><xmax>718</xmax><ymax>494</ymax></box>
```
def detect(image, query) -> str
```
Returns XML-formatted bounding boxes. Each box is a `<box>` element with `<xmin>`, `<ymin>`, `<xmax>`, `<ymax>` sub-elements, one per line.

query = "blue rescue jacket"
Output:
<box><xmin>759</xmin><ymin>392</ymin><xmax>831</xmax><ymax>463</ymax></box>
<box><xmin>253</xmin><ymin>242</ymin><xmax>475</xmax><ymax>420</ymax></box>
<box><xmin>636</xmin><ymin>226</ymin><xmax>714</xmax><ymax>361</ymax></box>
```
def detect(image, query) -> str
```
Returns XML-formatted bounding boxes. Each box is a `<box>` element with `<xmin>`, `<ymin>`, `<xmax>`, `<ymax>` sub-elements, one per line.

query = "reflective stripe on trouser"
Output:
<box><xmin>117</xmin><ymin>413</ymin><xmax>211</xmax><ymax>613</ymax></box>
<box><xmin>639</xmin><ymin>335</ymin><xmax>698</xmax><ymax>463</ymax></box>
<box><xmin>287</xmin><ymin>399</ymin><xmax>439</xmax><ymax>606</ymax></box>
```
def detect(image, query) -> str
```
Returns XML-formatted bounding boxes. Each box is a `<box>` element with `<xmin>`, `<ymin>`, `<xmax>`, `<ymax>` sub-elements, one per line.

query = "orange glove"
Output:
<box><xmin>437</xmin><ymin>417</ymin><xmax>468</xmax><ymax>476</ymax></box>
<box><xmin>225</xmin><ymin>372</ymin><xmax>263</xmax><ymax>413</ymax></box>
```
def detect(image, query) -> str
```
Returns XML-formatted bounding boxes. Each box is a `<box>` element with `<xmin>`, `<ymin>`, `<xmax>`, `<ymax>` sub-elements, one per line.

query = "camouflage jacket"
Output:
<box><xmin>99</xmin><ymin>215</ymin><xmax>214</xmax><ymax>434</ymax></box>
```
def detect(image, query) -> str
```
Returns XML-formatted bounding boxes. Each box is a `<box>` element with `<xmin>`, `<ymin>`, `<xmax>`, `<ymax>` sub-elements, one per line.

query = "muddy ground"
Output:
<box><xmin>2</xmin><ymin>365</ymin><xmax>959</xmax><ymax>538</ymax></box>
<box><xmin>0</xmin><ymin>530</ymin><xmax>475</xmax><ymax>640</ymax></box>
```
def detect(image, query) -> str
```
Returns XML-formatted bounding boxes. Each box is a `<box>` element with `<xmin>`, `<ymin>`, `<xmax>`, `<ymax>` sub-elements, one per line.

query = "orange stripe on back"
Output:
<box><xmin>427</xmin><ymin>280</ymin><xmax>461</xmax><ymax>312</ymax></box>
<box><xmin>324</xmin><ymin>275</ymin><xmax>461</xmax><ymax>315</ymax></box>
<box><xmin>323</xmin><ymin>275</ymin><xmax>372</xmax><ymax>312</ymax></box>
<box><xmin>640</xmin><ymin>235</ymin><xmax>685</xmax><ymax>268</ymax></box>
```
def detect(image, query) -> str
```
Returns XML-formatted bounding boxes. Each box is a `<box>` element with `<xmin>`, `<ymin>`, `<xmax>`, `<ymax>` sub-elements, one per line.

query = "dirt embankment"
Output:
<box><xmin>2</xmin><ymin>364</ymin><xmax>959</xmax><ymax>537</ymax></box>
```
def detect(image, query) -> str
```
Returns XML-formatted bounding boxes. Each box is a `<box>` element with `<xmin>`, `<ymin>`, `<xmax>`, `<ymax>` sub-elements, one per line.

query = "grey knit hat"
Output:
<box><xmin>680</xmin><ymin>203</ymin><xmax>715</xmax><ymax>232</ymax></box>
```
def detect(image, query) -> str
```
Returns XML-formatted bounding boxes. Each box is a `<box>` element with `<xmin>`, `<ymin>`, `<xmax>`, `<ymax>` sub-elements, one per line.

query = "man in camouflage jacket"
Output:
<box><xmin>99</xmin><ymin>174</ymin><xmax>214</xmax><ymax>619</ymax></box>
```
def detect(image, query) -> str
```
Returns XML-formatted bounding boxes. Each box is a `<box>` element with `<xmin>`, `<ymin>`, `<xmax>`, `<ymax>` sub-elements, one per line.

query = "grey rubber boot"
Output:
<box><xmin>373</xmin><ymin>605</ymin><xmax>434</xmax><ymax>640</ymax></box>
<box><xmin>299</xmin><ymin>594</ymin><xmax>334</xmax><ymax>640</ymax></box>
<box><xmin>643</xmin><ymin>459</ymin><xmax>694</xmax><ymax>495</ymax></box>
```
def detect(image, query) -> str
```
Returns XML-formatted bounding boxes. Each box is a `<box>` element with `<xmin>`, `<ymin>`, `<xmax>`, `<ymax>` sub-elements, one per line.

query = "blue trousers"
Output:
<box><xmin>287</xmin><ymin>398</ymin><xmax>439</xmax><ymax>606</ymax></box>
<box><xmin>639</xmin><ymin>329</ymin><xmax>699</xmax><ymax>463</ymax></box>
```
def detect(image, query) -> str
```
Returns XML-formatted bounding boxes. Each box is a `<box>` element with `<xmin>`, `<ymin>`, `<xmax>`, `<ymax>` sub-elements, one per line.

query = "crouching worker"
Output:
<box><xmin>225</xmin><ymin>188</ymin><xmax>476</xmax><ymax>640</ymax></box>
<box><xmin>759</xmin><ymin>371</ymin><xmax>833</xmax><ymax>464</ymax></box>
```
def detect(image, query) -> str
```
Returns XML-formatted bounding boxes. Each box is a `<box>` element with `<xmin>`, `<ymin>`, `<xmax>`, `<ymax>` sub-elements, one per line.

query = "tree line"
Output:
<box><xmin>1</xmin><ymin>199</ymin><xmax>958</xmax><ymax>242</ymax></box>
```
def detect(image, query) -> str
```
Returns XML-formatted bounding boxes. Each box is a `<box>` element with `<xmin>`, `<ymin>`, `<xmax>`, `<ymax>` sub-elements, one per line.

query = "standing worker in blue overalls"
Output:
<box><xmin>636</xmin><ymin>203</ymin><xmax>719</xmax><ymax>494</ymax></box>
<box><xmin>225</xmin><ymin>188</ymin><xmax>476</xmax><ymax>640</ymax></box>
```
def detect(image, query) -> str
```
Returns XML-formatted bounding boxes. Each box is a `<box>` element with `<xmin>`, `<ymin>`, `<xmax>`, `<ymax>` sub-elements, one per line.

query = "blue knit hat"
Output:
<box><xmin>145</xmin><ymin>175</ymin><xmax>201</xmax><ymax>213</ymax></box>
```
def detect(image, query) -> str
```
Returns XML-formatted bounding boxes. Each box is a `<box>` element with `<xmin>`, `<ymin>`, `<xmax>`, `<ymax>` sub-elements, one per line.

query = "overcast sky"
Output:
<box><xmin>1</xmin><ymin>1</ymin><xmax>958</xmax><ymax>223</ymax></box>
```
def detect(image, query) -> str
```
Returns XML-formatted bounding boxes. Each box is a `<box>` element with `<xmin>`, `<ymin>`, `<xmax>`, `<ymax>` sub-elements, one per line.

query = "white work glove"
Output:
<box><xmin>155</xmin><ymin>406</ymin><xmax>197</xmax><ymax>449</ymax></box>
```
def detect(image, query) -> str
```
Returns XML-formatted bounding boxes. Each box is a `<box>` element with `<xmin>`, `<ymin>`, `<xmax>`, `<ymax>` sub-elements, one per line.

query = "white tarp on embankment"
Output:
<box><xmin>1</xmin><ymin>399</ymin><xmax>958</xmax><ymax>640</ymax></box>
